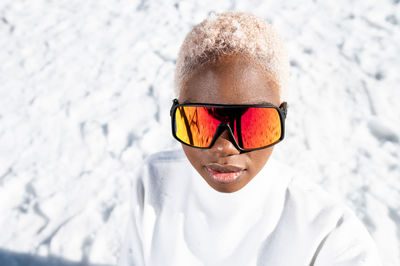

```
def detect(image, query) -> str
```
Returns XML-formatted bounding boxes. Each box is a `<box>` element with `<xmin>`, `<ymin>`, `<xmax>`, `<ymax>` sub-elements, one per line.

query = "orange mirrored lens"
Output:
<box><xmin>238</xmin><ymin>108</ymin><xmax>281</xmax><ymax>149</ymax></box>
<box><xmin>175</xmin><ymin>106</ymin><xmax>219</xmax><ymax>147</ymax></box>
<box><xmin>174</xmin><ymin>105</ymin><xmax>282</xmax><ymax>149</ymax></box>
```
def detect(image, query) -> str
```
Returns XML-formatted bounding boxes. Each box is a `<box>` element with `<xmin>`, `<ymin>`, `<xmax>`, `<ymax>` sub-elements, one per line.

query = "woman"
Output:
<box><xmin>118</xmin><ymin>11</ymin><xmax>382</xmax><ymax>266</ymax></box>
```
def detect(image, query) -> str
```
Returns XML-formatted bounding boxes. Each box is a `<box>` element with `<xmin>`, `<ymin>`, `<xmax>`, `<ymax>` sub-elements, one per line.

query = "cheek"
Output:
<box><xmin>181</xmin><ymin>145</ymin><xmax>205</xmax><ymax>167</ymax></box>
<box><xmin>247</xmin><ymin>147</ymin><xmax>274</xmax><ymax>172</ymax></box>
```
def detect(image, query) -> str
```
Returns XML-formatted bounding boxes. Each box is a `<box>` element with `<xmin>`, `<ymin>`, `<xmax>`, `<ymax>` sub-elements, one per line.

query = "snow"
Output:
<box><xmin>0</xmin><ymin>0</ymin><xmax>399</xmax><ymax>265</ymax></box>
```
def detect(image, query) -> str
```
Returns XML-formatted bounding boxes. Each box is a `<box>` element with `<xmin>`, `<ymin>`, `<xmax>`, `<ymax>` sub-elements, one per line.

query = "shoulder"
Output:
<box><xmin>284</xmin><ymin>175</ymin><xmax>374</xmax><ymax>240</ymax></box>
<box><xmin>141</xmin><ymin>148</ymin><xmax>189</xmax><ymax>178</ymax></box>
<box><xmin>311</xmin><ymin>201</ymin><xmax>383</xmax><ymax>265</ymax></box>
<box><xmin>287</xmin><ymin>176</ymin><xmax>343</xmax><ymax>206</ymax></box>
<box><xmin>131</xmin><ymin>148</ymin><xmax>187</xmax><ymax>179</ymax></box>
<box><xmin>284</xmin><ymin>176</ymin><xmax>382</xmax><ymax>265</ymax></box>
<box><xmin>135</xmin><ymin>148</ymin><xmax>193</xmax><ymax>202</ymax></box>
<box><xmin>130</xmin><ymin>148</ymin><xmax>187</xmax><ymax>192</ymax></box>
<box><xmin>284</xmin><ymin>175</ymin><xmax>360</xmax><ymax>233</ymax></box>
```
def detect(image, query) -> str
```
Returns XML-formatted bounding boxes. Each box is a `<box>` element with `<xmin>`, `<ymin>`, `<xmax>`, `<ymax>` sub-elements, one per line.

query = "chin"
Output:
<box><xmin>213</xmin><ymin>185</ymin><xmax>242</xmax><ymax>193</ymax></box>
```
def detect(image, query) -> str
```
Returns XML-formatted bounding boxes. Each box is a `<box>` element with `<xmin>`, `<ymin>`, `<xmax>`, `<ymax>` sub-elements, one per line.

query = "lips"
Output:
<box><xmin>205</xmin><ymin>164</ymin><xmax>246</xmax><ymax>184</ymax></box>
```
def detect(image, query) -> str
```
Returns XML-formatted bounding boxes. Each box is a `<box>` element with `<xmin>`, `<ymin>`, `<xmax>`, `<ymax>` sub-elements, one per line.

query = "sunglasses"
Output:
<box><xmin>170</xmin><ymin>99</ymin><xmax>288</xmax><ymax>152</ymax></box>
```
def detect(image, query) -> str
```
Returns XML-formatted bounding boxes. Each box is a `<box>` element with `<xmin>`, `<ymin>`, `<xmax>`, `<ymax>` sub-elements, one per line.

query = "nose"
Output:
<box><xmin>209</xmin><ymin>128</ymin><xmax>240</xmax><ymax>156</ymax></box>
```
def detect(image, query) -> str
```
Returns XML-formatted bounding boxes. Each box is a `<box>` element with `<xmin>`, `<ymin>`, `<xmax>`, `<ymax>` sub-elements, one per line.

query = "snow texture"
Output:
<box><xmin>0</xmin><ymin>0</ymin><xmax>399</xmax><ymax>265</ymax></box>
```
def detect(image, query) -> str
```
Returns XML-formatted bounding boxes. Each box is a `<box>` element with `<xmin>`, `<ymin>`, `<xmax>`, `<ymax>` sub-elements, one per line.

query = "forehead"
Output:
<box><xmin>179</xmin><ymin>54</ymin><xmax>280</xmax><ymax>106</ymax></box>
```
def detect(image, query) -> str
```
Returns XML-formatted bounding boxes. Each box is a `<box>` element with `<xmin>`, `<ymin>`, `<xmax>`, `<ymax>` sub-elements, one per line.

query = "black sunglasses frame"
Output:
<box><xmin>170</xmin><ymin>98</ymin><xmax>288</xmax><ymax>152</ymax></box>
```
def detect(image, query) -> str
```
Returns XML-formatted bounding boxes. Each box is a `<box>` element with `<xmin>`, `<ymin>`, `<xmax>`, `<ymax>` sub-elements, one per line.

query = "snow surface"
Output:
<box><xmin>0</xmin><ymin>0</ymin><xmax>399</xmax><ymax>265</ymax></box>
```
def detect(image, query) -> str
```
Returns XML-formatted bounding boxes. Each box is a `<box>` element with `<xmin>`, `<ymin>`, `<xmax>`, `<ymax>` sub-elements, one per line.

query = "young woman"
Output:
<box><xmin>118</xmin><ymin>11</ymin><xmax>382</xmax><ymax>266</ymax></box>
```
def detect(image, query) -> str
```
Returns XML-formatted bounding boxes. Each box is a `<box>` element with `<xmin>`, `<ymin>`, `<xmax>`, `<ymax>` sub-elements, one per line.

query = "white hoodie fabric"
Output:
<box><xmin>118</xmin><ymin>148</ymin><xmax>382</xmax><ymax>266</ymax></box>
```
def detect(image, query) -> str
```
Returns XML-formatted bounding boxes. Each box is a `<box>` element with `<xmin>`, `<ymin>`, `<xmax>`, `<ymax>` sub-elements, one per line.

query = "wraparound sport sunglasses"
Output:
<box><xmin>170</xmin><ymin>99</ymin><xmax>288</xmax><ymax>152</ymax></box>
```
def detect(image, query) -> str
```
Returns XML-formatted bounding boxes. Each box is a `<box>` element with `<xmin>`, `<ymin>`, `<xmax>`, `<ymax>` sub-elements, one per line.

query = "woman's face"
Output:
<box><xmin>178</xmin><ymin>54</ymin><xmax>281</xmax><ymax>193</ymax></box>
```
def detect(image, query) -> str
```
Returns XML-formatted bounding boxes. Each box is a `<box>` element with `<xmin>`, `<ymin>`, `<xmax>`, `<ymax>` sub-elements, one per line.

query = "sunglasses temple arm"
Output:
<box><xmin>170</xmin><ymin>99</ymin><xmax>179</xmax><ymax>116</ymax></box>
<box><xmin>279</xmin><ymin>102</ymin><xmax>288</xmax><ymax>119</ymax></box>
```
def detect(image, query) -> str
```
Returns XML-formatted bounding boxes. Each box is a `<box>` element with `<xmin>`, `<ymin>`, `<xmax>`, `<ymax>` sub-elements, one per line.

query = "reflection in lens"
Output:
<box><xmin>175</xmin><ymin>106</ymin><xmax>219</xmax><ymax>147</ymax></box>
<box><xmin>239</xmin><ymin>107</ymin><xmax>281</xmax><ymax>149</ymax></box>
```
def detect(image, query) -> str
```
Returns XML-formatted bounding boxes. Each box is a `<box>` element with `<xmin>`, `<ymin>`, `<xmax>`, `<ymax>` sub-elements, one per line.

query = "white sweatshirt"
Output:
<box><xmin>118</xmin><ymin>148</ymin><xmax>382</xmax><ymax>266</ymax></box>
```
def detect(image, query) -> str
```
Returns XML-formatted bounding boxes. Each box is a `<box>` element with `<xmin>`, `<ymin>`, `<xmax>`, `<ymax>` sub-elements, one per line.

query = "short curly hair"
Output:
<box><xmin>174</xmin><ymin>11</ymin><xmax>289</xmax><ymax>102</ymax></box>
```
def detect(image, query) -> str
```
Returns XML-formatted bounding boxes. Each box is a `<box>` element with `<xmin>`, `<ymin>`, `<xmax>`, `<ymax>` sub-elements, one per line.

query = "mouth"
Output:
<box><xmin>205</xmin><ymin>164</ymin><xmax>246</xmax><ymax>184</ymax></box>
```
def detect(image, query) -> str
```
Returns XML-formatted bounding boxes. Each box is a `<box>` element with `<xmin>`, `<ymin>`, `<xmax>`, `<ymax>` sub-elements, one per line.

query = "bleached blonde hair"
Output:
<box><xmin>174</xmin><ymin>11</ymin><xmax>289</xmax><ymax>102</ymax></box>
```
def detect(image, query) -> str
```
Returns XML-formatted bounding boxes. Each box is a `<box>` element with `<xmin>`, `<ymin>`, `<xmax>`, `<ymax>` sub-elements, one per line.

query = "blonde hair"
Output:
<box><xmin>174</xmin><ymin>11</ymin><xmax>289</xmax><ymax>102</ymax></box>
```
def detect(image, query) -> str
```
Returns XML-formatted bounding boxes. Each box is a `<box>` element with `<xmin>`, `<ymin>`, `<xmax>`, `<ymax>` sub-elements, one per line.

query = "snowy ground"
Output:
<box><xmin>0</xmin><ymin>0</ymin><xmax>399</xmax><ymax>265</ymax></box>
